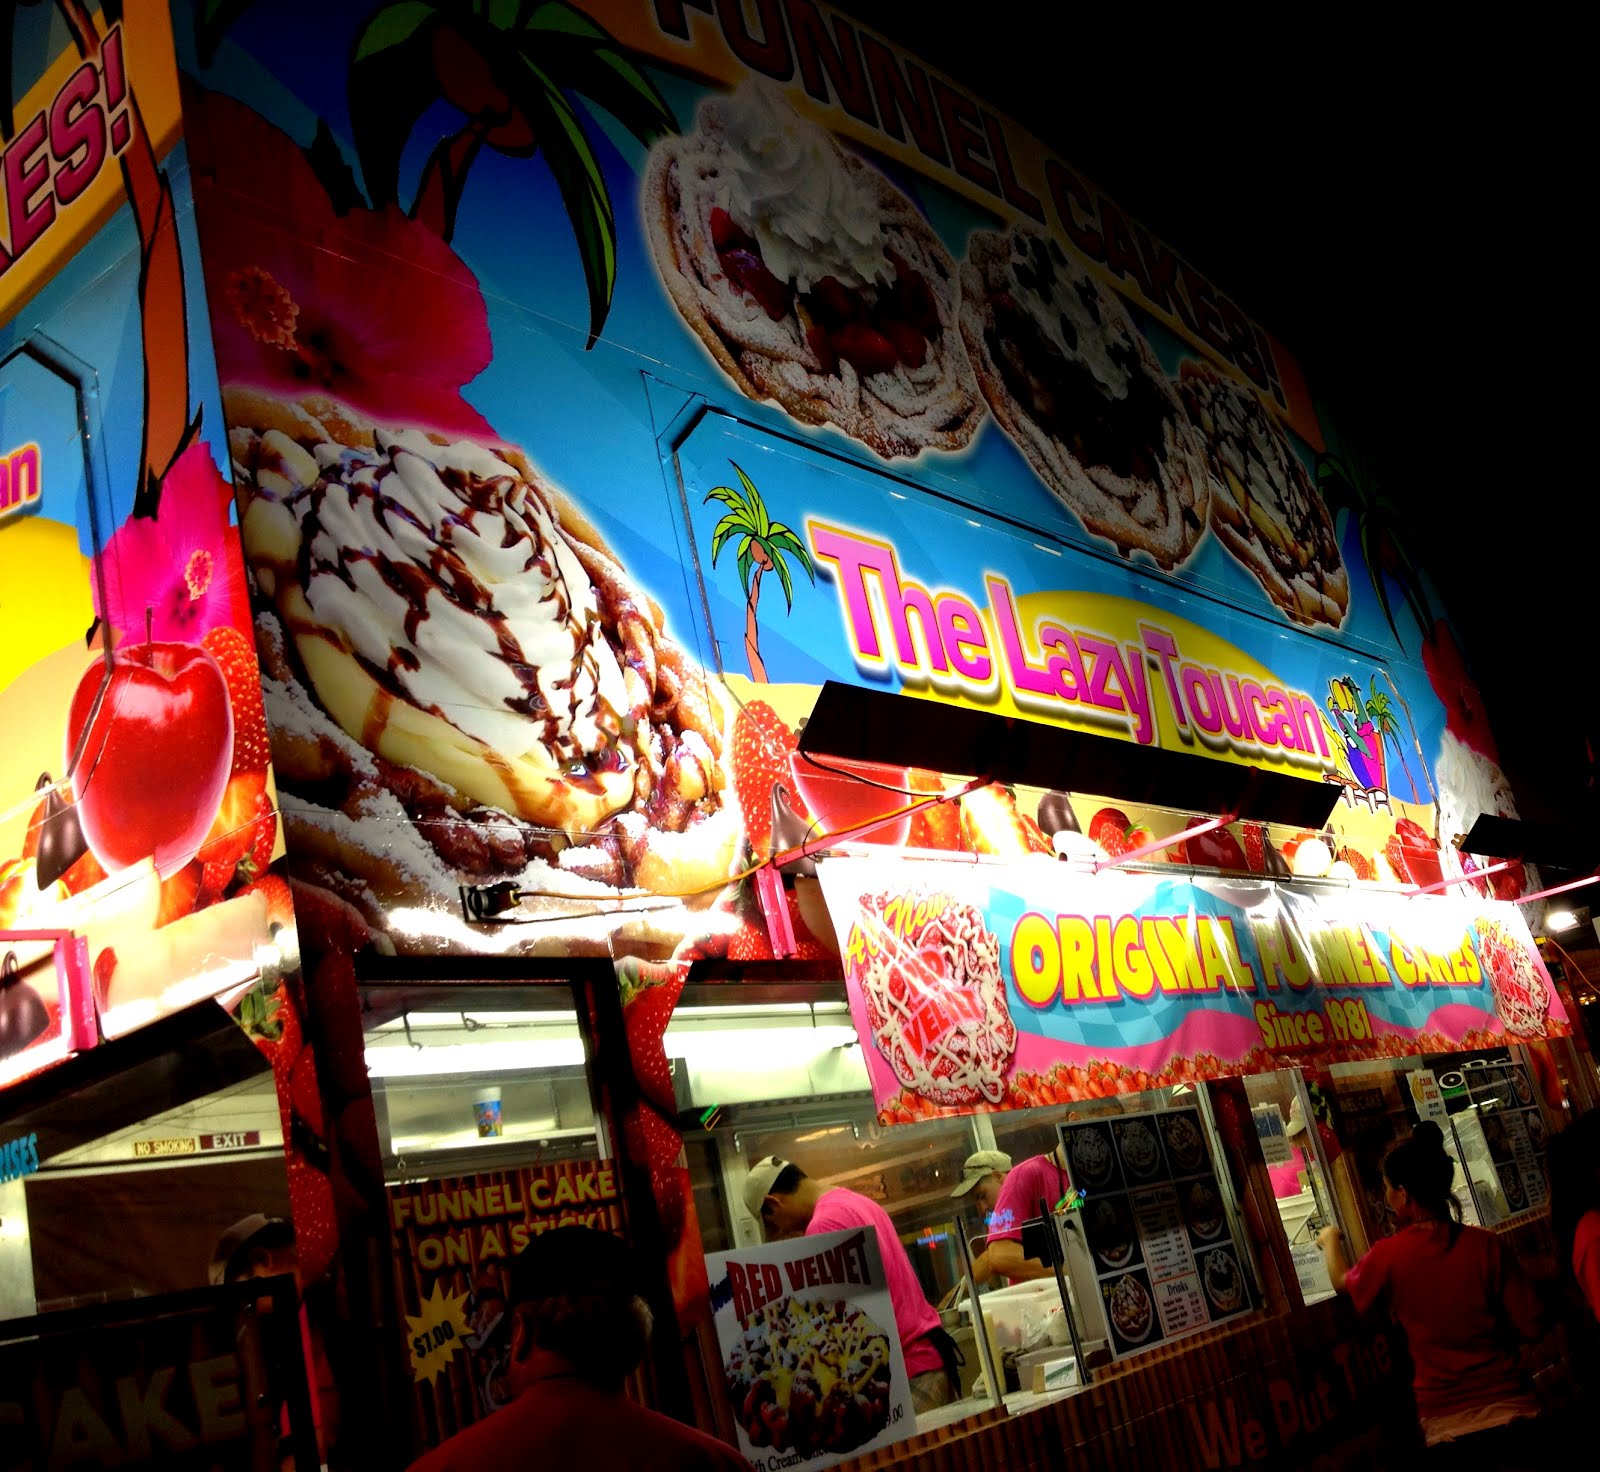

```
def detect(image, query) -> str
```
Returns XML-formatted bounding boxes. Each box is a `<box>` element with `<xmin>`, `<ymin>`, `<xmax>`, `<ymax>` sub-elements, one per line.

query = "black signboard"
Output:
<box><xmin>0</xmin><ymin>1276</ymin><xmax>316</xmax><ymax>1469</ymax></box>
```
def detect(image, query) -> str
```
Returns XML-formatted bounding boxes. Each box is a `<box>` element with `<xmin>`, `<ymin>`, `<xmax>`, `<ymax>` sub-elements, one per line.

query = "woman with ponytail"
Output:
<box><xmin>1317</xmin><ymin>1121</ymin><xmax>1546</xmax><ymax>1462</ymax></box>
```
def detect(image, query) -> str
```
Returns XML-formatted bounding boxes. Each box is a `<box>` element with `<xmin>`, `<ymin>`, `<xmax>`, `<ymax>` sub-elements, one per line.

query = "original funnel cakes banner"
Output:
<box><xmin>816</xmin><ymin>857</ymin><xmax>1567</xmax><ymax>1123</ymax></box>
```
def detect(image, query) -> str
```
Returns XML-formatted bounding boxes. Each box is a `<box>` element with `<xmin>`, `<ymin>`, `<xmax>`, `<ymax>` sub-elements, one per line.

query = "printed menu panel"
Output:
<box><xmin>707</xmin><ymin>1228</ymin><xmax>916</xmax><ymax>1470</ymax></box>
<box><xmin>1064</xmin><ymin>1106</ymin><xmax>1254</xmax><ymax>1360</ymax></box>
<box><xmin>1440</xmin><ymin>1056</ymin><xmax>1549</xmax><ymax>1222</ymax></box>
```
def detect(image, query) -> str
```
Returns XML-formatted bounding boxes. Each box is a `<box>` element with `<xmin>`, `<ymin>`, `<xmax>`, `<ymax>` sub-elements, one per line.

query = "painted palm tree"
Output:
<box><xmin>345</xmin><ymin>0</ymin><xmax>674</xmax><ymax>347</ymax></box>
<box><xmin>1365</xmin><ymin>681</ymin><xmax>1420</xmax><ymax>803</ymax></box>
<box><xmin>1316</xmin><ymin>424</ymin><xmax>1433</xmax><ymax>649</ymax></box>
<box><xmin>705</xmin><ymin>463</ymin><xmax>815</xmax><ymax>684</ymax></box>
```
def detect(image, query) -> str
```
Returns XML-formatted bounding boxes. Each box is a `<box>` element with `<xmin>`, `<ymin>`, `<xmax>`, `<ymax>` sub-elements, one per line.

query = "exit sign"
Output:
<box><xmin>199</xmin><ymin>1131</ymin><xmax>261</xmax><ymax>1151</ymax></box>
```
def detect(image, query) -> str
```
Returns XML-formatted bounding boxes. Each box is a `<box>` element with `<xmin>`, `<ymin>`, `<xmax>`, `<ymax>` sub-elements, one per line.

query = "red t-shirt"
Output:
<box><xmin>405</xmin><ymin>1376</ymin><xmax>747</xmax><ymax>1472</ymax></box>
<box><xmin>1343</xmin><ymin>1221</ymin><xmax>1541</xmax><ymax>1419</ymax></box>
<box><xmin>1574</xmin><ymin>1209</ymin><xmax>1600</xmax><ymax>1321</ymax></box>
<box><xmin>808</xmin><ymin>1187</ymin><xmax>943</xmax><ymax>1378</ymax></box>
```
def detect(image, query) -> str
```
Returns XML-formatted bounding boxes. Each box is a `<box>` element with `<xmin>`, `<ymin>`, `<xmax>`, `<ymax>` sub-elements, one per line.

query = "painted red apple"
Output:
<box><xmin>66</xmin><ymin>644</ymin><xmax>235</xmax><ymax>877</ymax></box>
<box><xmin>1421</xmin><ymin>619</ymin><xmax>1500</xmax><ymax>761</ymax></box>
<box><xmin>1393</xmin><ymin>816</ymin><xmax>1443</xmax><ymax>889</ymax></box>
<box><xmin>1181</xmin><ymin>820</ymin><xmax>1247</xmax><ymax>871</ymax></box>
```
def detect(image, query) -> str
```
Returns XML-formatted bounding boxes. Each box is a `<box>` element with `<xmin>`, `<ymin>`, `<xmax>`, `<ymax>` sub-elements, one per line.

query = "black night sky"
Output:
<box><xmin>854</xmin><ymin>7</ymin><xmax>1598</xmax><ymax>833</ymax></box>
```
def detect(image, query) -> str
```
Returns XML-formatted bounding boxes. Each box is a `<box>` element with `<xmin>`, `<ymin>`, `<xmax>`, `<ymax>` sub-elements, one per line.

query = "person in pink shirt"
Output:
<box><xmin>984</xmin><ymin>1145</ymin><xmax>1073</xmax><ymax>1281</ymax></box>
<box><xmin>743</xmin><ymin>1156</ymin><xmax>957</xmax><ymax>1412</ymax></box>
<box><xmin>1267</xmin><ymin>1097</ymin><xmax>1310</xmax><ymax>1199</ymax></box>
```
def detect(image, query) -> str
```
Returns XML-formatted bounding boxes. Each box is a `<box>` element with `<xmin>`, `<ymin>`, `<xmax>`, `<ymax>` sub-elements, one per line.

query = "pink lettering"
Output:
<box><xmin>987</xmin><ymin>576</ymin><xmax>1057</xmax><ymax>699</ymax></box>
<box><xmin>1142</xmin><ymin>626</ymin><xmax>1187</xmax><ymax>732</ymax></box>
<box><xmin>935</xmin><ymin>592</ymin><xmax>990</xmax><ymax>681</ymax></box>
<box><xmin>1182</xmin><ymin>664</ymin><xmax>1223</xmax><ymax>736</ymax></box>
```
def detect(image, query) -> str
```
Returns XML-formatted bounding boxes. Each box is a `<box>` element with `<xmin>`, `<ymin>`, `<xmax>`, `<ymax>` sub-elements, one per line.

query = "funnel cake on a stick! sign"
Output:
<box><xmin>817</xmin><ymin>857</ymin><xmax>1567</xmax><ymax>1124</ymax></box>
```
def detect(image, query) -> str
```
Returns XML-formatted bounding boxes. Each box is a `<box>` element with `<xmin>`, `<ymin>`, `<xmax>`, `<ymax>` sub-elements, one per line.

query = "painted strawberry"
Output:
<box><xmin>288</xmin><ymin>880</ymin><xmax>372</xmax><ymax>960</ymax></box>
<box><xmin>237</xmin><ymin>974</ymin><xmax>301</xmax><ymax>1086</ymax></box>
<box><xmin>243</xmin><ymin>873</ymin><xmax>295</xmax><ymax>931</ymax></box>
<box><xmin>1240</xmin><ymin>822</ymin><xmax>1268</xmax><ymax>874</ymax></box>
<box><xmin>907</xmin><ymin>770</ymin><xmax>961</xmax><ymax>849</ymax></box>
<box><xmin>728</xmin><ymin>924</ymin><xmax>775</xmax><ymax>962</ymax></box>
<box><xmin>1382</xmin><ymin>834</ymin><xmax>1411</xmax><ymax>883</ymax></box>
<box><xmin>1089</xmin><ymin>808</ymin><xmax>1131</xmax><ymax>848</ymax></box>
<box><xmin>623</xmin><ymin>1104</ymin><xmax>687</xmax><ymax>1249</ymax></box>
<box><xmin>285</xmin><ymin>1152</ymin><xmax>338</xmax><ymax>1286</ymax></box>
<box><xmin>196</xmin><ymin>771</ymin><xmax>272</xmax><ymax>881</ymax></box>
<box><xmin>731</xmin><ymin>702</ymin><xmax>807</xmax><ymax>856</ymax></box>
<box><xmin>287</xmin><ymin>1044</ymin><xmax>326</xmax><ymax>1139</ymax></box>
<box><xmin>621</xmin><ymin>965</ymin><xmax>684</xmax><ymax>1116</ymax></box>
<box><xmin>1337</xmin><ymin>848</ymin><xmax>1375</xmax><ymax>882</ymax></box>
<box><xmin>666</xmin><ymin>1199</ymin><xmax>712</xmax><ymax>1331</ymax></box>
<box><xmin>203</xmin><ymin>626</ymin><xmax>271</xmax><ymax>776</ymax></box>
<box><xmin>156</xmin><ymin>862</ymin><xmax>204</xmax><ymax>927</ymax></box>
<box><xmin>1098</xmin><ymin>825</ymin><xmax>1133</xmax><ymax>860</ymax></box>
<box><xmin>1490</xmin><ymin>858</ymin><xmax>1527</xmax><ymax>901</ymax></box>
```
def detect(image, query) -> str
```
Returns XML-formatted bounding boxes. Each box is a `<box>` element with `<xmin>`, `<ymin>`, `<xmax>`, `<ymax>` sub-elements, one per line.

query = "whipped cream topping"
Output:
<box><xmin>1007</xmin><ymin>237</ymin><xmax>1133</xmax><ymax>400</ymax></box>
<box><xmin>295</xmin><ymin>430</ymin><xmax>629</xmax><ymax>772</ymax></box>
<box><xmin>714</xmin><ymin>83</ymin><xmax>889</xmax><ymax>292</ymax></box>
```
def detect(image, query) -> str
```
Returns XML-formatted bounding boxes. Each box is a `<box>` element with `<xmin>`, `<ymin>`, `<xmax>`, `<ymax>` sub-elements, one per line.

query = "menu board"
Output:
<box><xmin>1066</xmin><ymin>1108</ymin><xmax>1254</xmax><ymax>1361</ymax></box>
<box><xmin>706</xmin><ymin>1227</ymin><xmax>916</xmax><ymax>1470</ymax></box>
<box><xmin>1439</xmin><ymin>1057</ymin><xmax>1548</xmax><ymax>1223</ymax></box>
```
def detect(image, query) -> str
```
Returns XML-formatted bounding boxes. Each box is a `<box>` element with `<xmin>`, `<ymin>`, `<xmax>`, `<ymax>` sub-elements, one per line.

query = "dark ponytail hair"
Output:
<box><xmin>1383</xmin><ymin>1121</ymin><xmax>1461</xmax><ymax>1241</ymax></box>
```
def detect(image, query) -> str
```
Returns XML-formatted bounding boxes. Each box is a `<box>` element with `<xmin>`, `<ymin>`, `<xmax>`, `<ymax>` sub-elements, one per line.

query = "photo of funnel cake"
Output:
<box><xmin>225</xmin><ymin>388</ymin><xmax>737</xmax><ymax>951</ymax></box>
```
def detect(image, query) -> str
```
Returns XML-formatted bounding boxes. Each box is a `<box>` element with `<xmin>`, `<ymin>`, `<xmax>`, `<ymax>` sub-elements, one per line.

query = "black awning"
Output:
<box><xmin>797</xmin><ymin>681</ymin><xmax>1342</xmax><ymax>831</ymax></box>
<box><xmin>1458</xmin><ymin>813</ymin><xmax>1600</xmax><ymax>872</ymax></box>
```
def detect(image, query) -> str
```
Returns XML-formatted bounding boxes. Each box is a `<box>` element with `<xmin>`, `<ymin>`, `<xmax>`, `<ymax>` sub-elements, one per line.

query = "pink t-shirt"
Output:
<box><xmin>808</xmin><ymin>1187</ymin><xmax>942</xmax><ymax>1378</ymax></box>
<box><xmin>987</xmin><ymin>1154</ymin><xmax>1070</xmax><ymax>1245</ymax></box>
<box><xmin>1343</xmin><ymin>1221</ymin><xmax>1541</xmax><ymax>1420</ymax></box>
<box><xmin>1268</xmin><ymin>1145</ymin><xmax>1307</xmax><ymax>1199</ymax></box>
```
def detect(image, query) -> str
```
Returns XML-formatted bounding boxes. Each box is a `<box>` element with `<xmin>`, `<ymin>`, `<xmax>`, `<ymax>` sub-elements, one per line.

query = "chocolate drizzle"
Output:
<box><xmin>286</xmin><ymin>432</ymin><xmax>629</xmax><ymax>770</ymax></box>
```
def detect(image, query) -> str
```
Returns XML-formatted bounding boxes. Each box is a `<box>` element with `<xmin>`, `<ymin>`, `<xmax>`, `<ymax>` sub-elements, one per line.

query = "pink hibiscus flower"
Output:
<box><xmin>188</xmin><ymin>86</ymin><xmax>494</xmax><ymax>439</ymax></box>
<box><xmin>96</xmin><ymin>443</ymin><xmax>249</xmax><ymax>645</ymax></box>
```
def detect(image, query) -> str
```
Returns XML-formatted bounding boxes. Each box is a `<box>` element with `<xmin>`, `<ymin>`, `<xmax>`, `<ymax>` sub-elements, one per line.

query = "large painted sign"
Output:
<box><xmin>815</xmin><ymin>855</ymin><xmax>1567</xmax><ymax>1123</ymax></box>
<box><xmin>174</xmin><ymin>0</ymin><xmax>1522</xmax><ymax>978</ymax></box>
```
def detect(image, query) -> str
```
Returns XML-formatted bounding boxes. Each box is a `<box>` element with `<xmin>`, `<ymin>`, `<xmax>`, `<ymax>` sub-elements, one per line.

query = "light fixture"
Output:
<box><xmin>365</xmin><ymin>1037</ymin><xmax>586</xmax><ymax>1078</ymax></box>
<box><xmin>461</xmin><ymin>883</ymin><xmax>522</xmax><ymax>920</ymax></box>
<box><xmin>1546</xmin><ymin>908</ymin><xmax>1579</xmax><ymax>932</ymax></box>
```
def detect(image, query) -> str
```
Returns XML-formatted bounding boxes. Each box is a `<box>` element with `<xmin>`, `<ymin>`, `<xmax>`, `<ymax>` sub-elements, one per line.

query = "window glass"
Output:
<box><xmin>1241</xmin><ymin>1068</ymin><xmax>1342</xmax><ymax>1303</ymax></box>
<box><xmin>1328</xmin><ymin>1045</ymin><xmax>1550</xmax><ymax>1239</ymax></box>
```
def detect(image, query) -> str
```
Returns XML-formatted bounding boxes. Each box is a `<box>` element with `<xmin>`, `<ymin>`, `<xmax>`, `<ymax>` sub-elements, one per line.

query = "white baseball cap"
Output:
<box><xmin>742</xmin><ymin>1156</ymin><xmax>793</xmax><ymax>1221</ymax></box>
<box><xmin>950</xmin><ymin>1150</ymin><xmax>1013</xmax><ymax>1197</ymax></box>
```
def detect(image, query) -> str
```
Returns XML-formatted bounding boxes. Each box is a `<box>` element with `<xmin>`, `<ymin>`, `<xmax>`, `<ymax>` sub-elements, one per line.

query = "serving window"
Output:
<box><xmin>1326</xmin><ymin>1044</ymin><xmax>1554</xmax><ymax>1246</ymax></box>
<box><xmin>1241</xmin><ymin>1067</ymin><xmax>1345</xmax><ymax>1304</ymax></box>
<box><xmin>673</xmin><ymin>989</ymin><xmax>1266</xmax><ymax>1425</ymax></box>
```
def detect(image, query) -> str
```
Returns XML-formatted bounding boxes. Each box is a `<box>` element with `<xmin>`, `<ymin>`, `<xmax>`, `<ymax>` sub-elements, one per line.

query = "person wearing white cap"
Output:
<box><xmin>949</xmin><ymin>1151</ymin><xmax>1012</xmax><ymax>1285</ymax></box>
<box><xmin>743</xmin><ymin>1156</ymin><xmax>958</xmax><ymax>1412</ymax></box>
<box><xmin>1268</xmin><ymin>1097</ymin><xmax>1310</xmax><ymax>1199</ymax></box>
